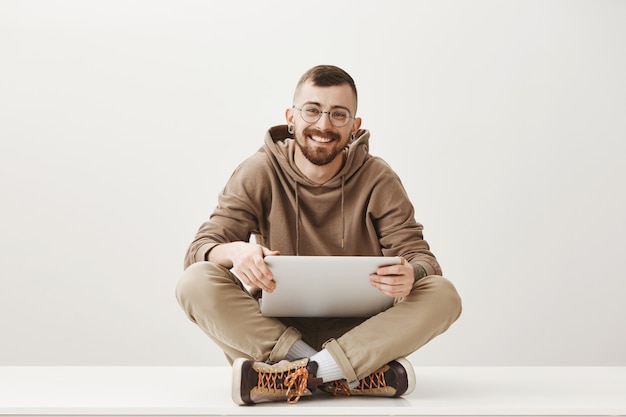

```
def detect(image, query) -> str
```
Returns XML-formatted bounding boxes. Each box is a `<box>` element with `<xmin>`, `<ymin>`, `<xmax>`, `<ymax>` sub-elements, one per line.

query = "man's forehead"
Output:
<box><xmin>295</xmin><ymin>81</ymin><xmax>357</xmax><ymax>110</ymax></box>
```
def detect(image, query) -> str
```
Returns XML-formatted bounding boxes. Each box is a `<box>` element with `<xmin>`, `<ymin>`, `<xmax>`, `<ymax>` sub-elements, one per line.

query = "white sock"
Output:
<box><xmin>286</xmin><ymin>339</ymin><xmax>318</xmax><ymax>361</ymax></box>
<box><xmin>310</xmin><ymin>349</ymin><xmax>346</xmax><ymax>383</ymax></box>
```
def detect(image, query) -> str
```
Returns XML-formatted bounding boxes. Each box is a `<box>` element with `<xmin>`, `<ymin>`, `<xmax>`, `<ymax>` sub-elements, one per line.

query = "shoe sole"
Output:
<box><xmin>231</xmin><ymin>357</ymin><xmax>247</xmax><ymax>405</ymax></box>
<box><xmin>394</xmin><ymin>357</ymin><xmax>416</xmax><ymax>396</ymax></box>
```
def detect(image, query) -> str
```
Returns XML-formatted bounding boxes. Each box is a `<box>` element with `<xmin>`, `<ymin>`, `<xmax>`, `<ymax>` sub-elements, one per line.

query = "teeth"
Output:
<box><xmin>311</xmin><ymin>135</ymin><xmax>332</xmax><ymax>143</ymax></box>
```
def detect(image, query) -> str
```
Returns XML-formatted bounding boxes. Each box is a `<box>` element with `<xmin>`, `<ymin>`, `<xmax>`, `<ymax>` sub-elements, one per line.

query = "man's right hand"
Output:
<box><xmin>208</xmin><ymin>242</ymin><xmax>279</xmax><ymax>293</ymax></box>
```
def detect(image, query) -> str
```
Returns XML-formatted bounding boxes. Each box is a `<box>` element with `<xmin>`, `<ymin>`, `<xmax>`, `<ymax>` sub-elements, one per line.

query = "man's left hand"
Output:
<box><xmin>369</xmin><ymin>257</ymin><xmax>414</xmax><ymax>298</ymax></box>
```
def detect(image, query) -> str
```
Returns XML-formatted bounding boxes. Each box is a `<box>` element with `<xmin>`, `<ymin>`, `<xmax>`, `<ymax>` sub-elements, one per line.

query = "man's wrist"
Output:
<box><xmin>413</xmin><ymin>264</ymin><xmax>428</xmax><ymax>281</ymax></box>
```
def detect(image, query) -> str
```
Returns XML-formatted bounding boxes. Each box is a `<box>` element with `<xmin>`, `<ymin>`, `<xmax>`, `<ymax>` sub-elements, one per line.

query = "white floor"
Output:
<box><xmin>0</xmin><ymin>366</ymin><xmax>624</xmax><ymax>417</ymax></box>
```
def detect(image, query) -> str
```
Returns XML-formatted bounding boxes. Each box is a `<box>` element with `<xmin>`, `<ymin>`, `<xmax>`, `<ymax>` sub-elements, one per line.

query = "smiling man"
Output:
<box><xmin>176</xmin><ymin>65</ymin><xmax>462</xmax><ymax>405</ymax></box>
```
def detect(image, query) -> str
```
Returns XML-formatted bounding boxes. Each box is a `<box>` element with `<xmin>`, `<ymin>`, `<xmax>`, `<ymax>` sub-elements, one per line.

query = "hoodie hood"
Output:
<box><xmin>263</xmin><ymin>124</ymin><xmax>371</xmax><ymax>188</ymax></box>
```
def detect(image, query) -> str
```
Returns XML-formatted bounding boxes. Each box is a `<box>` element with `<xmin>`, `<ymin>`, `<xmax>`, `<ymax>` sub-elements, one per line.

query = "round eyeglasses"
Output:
<box><xmin>292</xmin><ymin>104</ymin><xmax>353</xmax><ymax>127</ymax></box>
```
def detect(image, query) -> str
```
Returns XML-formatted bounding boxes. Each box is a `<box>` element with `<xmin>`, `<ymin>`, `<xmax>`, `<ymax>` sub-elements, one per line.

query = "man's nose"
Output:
<box><xmin>315</xmin><ymin>111</ymin><xmax>334</xmax><ymax>130</ymax></box>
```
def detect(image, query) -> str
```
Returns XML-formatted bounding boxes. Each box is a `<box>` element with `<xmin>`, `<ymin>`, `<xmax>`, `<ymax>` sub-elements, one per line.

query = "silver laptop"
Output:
<box><xmin>260</xmin><ymin>255</ymin><xmax>402</xmax><ymax>317</ymax></box>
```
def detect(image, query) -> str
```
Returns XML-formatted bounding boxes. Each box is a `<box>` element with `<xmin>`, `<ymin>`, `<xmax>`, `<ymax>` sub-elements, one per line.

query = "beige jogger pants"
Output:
<box><xmin>176</xmin><ymin>261</ymin><xmax>462</xmax><ymax>384</ymax></box>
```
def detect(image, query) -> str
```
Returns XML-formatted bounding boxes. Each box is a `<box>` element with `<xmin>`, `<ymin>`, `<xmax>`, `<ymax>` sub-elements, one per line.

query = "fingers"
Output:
<box><xmin>375</xmin><ymin>259</ymin><xmax>408</xmax><ymax>276</ymax></box>
<box><xmin>232</xmin><ymin>244</ymin><xmax>277</xmax><ymax>293</ymax></box>
<box><xmin>370</xmin><ymin>261</ymin><xmax>414</xmax><ymax>297</ymax></box>
<box><xmin>370</xmin><ymin>274</ymin><xmax>412</xmax><ymax>297</ymax></box>
<box><xmin>261</xmin><ymin>247</ymin><xmax>281</xmax><ymax>257</ymax></box>
<box><xmin>238</xmin><ymin>257</ymin><xmax>276</xmax><ymax>293</ymax></box>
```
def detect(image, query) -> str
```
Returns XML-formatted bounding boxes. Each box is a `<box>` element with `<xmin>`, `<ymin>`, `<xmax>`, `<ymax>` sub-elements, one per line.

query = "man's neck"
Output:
<box><xmin>294</xmin><ymin>148</ymin><xmax>346</xmax><ymax>185</ymax></box>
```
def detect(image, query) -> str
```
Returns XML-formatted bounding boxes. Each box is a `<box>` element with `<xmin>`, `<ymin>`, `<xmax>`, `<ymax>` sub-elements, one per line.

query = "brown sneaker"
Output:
<box><xmin>322</xmin><ymin>357</ymin><xmax>415</xmax><ymax>398</ymax></box>
<box><xmin>232</xmin><ymin>358</ymin><xmax>322</xmax><ymax>405</ymax></box>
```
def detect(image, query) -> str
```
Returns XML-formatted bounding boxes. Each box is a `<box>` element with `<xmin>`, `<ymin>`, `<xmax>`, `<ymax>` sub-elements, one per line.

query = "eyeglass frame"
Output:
<box><xmin>291</xmin><ymin>103</ymin><xmax>355</xmax><ymax>127</ymax></box>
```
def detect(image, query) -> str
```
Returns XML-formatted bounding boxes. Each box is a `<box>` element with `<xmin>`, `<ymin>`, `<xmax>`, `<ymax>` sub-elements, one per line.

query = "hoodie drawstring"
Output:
<box><xmin>295</xmin><ymin>180</ymin><xmax>300</xmax><ymax>256</ymax></box>
<box><xmin>341</xmin><ymin>175</ymin><xmax>345</xmax><ymax>249</ymax></box>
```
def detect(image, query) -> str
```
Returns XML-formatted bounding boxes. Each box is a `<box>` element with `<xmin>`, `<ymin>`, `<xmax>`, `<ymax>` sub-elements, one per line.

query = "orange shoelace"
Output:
<box><xmin>327</xmin><ymin>367</ymin><xmax>388</xmax><ymax>396</ymax></box>
<box><xmin>327</xmin><ymin>380</ymin><xmax>352</xmax><ymax>396</ymax></box>
<box><xmin>359</xmin><ymin>367</ymin><xmax>387</xmax><ymax>391</ymax></box>
<box><xmin>256</xmin><ymin>365</ymin><xmax>310</xmax><ymax>404</ymax></box>
<box><xmin>284</xmin><ymin>366</ymin><xmax>310</xmax><ymax>404</ymax></box>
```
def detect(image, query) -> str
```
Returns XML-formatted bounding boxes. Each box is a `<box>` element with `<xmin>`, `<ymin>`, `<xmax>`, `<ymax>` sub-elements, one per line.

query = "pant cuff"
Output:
<box><xmin>269</xmin><ymin>326</ymin><xmax>302</xmax><ymax>363</ymax></box>
<box><xmin>322</xmin><ymin>338</ymin><xmax>358</xmax><ymax>385</ymax></box>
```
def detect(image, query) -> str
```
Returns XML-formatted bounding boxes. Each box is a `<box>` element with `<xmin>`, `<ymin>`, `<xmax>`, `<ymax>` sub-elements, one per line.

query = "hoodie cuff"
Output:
<box><xmin>196</xmin><ymin>243</ymin><xmax>217</xmax><ymax>263</ymax></box>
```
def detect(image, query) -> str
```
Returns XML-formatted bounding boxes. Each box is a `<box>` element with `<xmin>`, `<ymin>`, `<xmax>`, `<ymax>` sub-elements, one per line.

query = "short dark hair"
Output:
<box><xmin>294</xmin><ymin>65</ymin><xmax>358</xmax><ymax>104</ymax></box>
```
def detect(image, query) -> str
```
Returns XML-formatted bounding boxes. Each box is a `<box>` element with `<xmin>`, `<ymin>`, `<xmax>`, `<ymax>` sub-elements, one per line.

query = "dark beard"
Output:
<box><xmin>295</xmin><ymin>126</ymin><xmax>344</xmax><ymax>166</ymax></box>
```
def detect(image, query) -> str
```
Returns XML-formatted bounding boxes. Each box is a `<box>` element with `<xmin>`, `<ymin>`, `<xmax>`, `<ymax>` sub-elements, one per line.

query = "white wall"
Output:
<box><xmin>1</xmin><ymin>0</ymin><xmax>624</xmax><ymax>366</ymax></box>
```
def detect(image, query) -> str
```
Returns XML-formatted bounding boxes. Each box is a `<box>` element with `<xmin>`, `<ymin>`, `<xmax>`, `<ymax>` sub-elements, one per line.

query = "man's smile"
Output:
<box><xmin>309</xmin><ymin>134</ymin><xmax>334</xmax><ymax>144</ymax></box>
<box><xmin>303</xmin><ymin>127</ymin><xmax>341</xmax><ymax>145</ymax></box>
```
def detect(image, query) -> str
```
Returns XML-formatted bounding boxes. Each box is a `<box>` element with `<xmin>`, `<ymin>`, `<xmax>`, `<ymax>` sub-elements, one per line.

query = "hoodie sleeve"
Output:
<box><xmin>183</xmin><ymin>153</ymin><xmax>271</xmax><ymax>269</ymax></box>
<box><xmin>368</xmin><ymin>160</ymin><xmax>443</xmax><ymax>278</ymax></box>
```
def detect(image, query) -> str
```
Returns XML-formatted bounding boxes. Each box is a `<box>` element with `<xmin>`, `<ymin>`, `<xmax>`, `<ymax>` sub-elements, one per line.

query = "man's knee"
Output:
<box><xmin>176</xmin><ymin>262</ymin><xmax>207</xmax><ymax>302</ymax></box>
<box><xmin>436</xmin><ymin>276</ymin><xmax>462</xmax><ymax>320</ymax></box>
<box><xmin>413</xmin><ymin>275</ymin><xmax>462</xmax><ymax>321</ymax></box>
<box><xmin>175</xmin><ymin>261</ymin><xmax>234</xmax><ymax>312</ymax></box>
<box><xmin>435</xmin><ymin>277</ymin><xmax>463</xmax><ymax>322</ymax></box>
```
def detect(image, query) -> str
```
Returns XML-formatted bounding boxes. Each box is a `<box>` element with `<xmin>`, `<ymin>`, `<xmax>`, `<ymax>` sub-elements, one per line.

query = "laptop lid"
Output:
<box><xmin>260</xmin><ymin>255</ymin><xmax>401</xmax><ymax>317</ymax></box>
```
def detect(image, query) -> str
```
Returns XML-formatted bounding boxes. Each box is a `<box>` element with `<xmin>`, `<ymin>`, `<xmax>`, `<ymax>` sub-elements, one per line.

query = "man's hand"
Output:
<box><xmin>209</xmin><ymin>242</ymin><xmax>280</xmax><ymax>293</ymax></box>
<box><xmin>369</xmin><ymin>257</ymin><xmax>414</xmax><ymax>298</ymax></box>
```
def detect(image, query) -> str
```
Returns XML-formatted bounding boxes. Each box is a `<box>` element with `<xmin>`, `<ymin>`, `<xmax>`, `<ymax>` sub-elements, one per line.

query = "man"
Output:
<box><xmin>176</xmin><ymin>65</ymin><xmax>462</xmax><ymax>405</ymax></box>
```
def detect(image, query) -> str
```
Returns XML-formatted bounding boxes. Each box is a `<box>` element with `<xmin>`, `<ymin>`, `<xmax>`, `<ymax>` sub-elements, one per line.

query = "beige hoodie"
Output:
<box><xmin>184</xmin><ymin>125</ymin><xmax>441</xmax><ymax>278</ymax></box>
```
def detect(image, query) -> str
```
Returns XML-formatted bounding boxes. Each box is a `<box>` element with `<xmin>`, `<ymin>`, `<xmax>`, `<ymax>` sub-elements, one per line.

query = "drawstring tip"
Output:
<box><xmin>341</xmin><ymin>239</ymin><xmax>345</xmax><ymax>249</ymax></box>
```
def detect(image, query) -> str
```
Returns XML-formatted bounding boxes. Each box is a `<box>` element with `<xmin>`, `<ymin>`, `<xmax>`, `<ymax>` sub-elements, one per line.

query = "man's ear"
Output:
<box><xmin>285</xmin><ymin>107</ymin><xmax>295</xmax><ymax>125</ymax></box>
<box><xmin>352</xmin><ymin>117</ymin><xmax>362</xmax><ymax>135</ymax></box>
